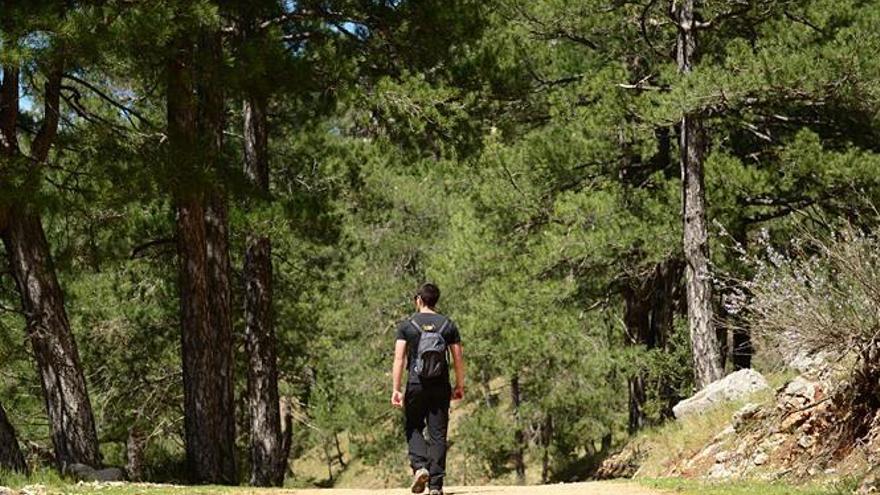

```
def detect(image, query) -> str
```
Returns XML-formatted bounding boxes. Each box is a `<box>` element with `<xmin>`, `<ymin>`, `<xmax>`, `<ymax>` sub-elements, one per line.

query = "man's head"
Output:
<box><xmin>414</xmin><ymin>283</ymin><xmax>440</xmax><ymax>310</ymax></box>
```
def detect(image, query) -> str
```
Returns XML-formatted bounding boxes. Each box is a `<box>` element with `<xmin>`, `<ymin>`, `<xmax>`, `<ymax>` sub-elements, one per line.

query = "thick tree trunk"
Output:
<box><xmin>0</xmin><ymin>401</ymin><xmax>27</xmax><ymax>473</ymax></box>
<box><xmin>2</xmin><ymin>207</ymin><xmax>102</xmax><ymax>469</ymax></box>
<box><xmin>511</xmin><ymin>375</ymin><xmax>526</xmax><ymax>484</ymax></box>
<box><xmin>168</xmin><ymin>33</ymin><xmax>236</xmax><ymax>485</ymax></box>
<box><xmin>200</xmin><ymin>30</ymin><xmax>237</xmax><ymax>483</ymax></box>
<box><xmin>245</xmin><ymin>235</ymin><xmax>284</xmax><ymax>486</ymax></box>
<box><xmin>125</xmin><ymin>426</ymin><xmax>146</xmax><ymax>482</ymax></box>
<box><xmin>204</xmin><ymin>191</ymin><xmax>236</xmax><ymax>479</ymax></box>
<box><xmin>2</xmin><ymin>53</ymin><xmax>100</xmax><ymax>472</ymax></box>
<box><xmin>243</xmin><ymin>82</ymin><xmax>285</xmax><ymax>485</ymax></box>
<box><xmin>676</xmin><ymin>0</ymin><xmax>723</xmax><ymax>389</ymax></box>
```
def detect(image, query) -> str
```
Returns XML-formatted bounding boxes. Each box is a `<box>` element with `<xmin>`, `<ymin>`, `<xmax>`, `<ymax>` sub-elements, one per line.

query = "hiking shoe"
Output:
<box><xmin>429</xmin><ymin>489</ymin><xmax>444</xmax><ymax>495</ymax></box>
<box><xmin>410</xmin><ymin>467</ymin><xmax>429</xmax><ymax>493</ymax></box>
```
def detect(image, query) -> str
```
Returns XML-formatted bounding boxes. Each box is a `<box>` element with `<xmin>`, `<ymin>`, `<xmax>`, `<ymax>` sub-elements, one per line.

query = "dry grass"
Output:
<box><xmin>630</xmin><ymin>372</ymin><xmax>790</xmax><ymax>478</ymax></box>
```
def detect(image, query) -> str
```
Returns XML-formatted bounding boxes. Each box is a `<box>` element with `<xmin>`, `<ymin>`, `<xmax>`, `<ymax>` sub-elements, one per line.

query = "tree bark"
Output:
<box><xmin>0</xmin><ymin>401</ymin><xmax>27</xmax><ymax>473</ymax></box>
<box><xmin>168</xmin><ymin>32</ymin><xmax>236</xmax><ymax>485</ymax></box>
<box><xmin>1</xmin><ymin>58</ymin><xmax>101</xmax><ymax>470</ymax></box>
<box><xmin>623</xmin><ymin>278</ymin><xmax>650</xmax><ymax>434</ymax></box>
<box><xmin>3</xmin><ymin>207</ymin><xmax>102</xmax><ymax>469</ymax></box>
<box><xmin>540</xmin><ymin>415</ymin><xmax>552</xmax><ymax>484</ymax></box>
<box><xmin>125</xmin><ymin>426</ymin><xmax>146</xmax><ymax>482</ymax></box>
<box><xmin>676</xmin><ymin>0</ymin><xmax>724</xmax><ymax>389</ymax></box>
<box><xmin>200</xmin><ymin>29</ymin><xmax>238</xmax><ymax>484</ymax></box>
<box><xmin>511</xmin><ymin>375</ymin><xmax>526</xmax><ymax>484</ymax></box>
<box><xmin>242</xmin><ymin>54</ymin><xmax>285</xmax><ymax>483</ymax></box>
<box><xmin>245</xmin><ymin>234</ymin><xmax>284</xmax><ymax>486</ymax></box>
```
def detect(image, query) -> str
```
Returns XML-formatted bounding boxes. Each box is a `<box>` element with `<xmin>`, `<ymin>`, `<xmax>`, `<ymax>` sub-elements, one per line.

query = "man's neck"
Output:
<box><xmin>418</xmin><ymin>307</ymin><xmax>437</xmax><ymax>314</ymax></box>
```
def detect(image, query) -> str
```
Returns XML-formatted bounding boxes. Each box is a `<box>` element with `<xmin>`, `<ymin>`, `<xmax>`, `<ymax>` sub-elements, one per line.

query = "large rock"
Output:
<box><xmin>673</xmin><ymin>369</ymin><xmax>770</xmax><ymax>420</ymax></box>
<box><xmin>63</xmin><ymin>463</ymin><xmax>125</xmax><ymax>482</ymax></box>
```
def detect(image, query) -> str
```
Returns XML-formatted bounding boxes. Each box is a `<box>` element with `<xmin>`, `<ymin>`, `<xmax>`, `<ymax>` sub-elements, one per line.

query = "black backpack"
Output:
<box><xmin>410</xmin><ymin>317</ymin><xmax>450</xmax><ymax>379</ymax></box>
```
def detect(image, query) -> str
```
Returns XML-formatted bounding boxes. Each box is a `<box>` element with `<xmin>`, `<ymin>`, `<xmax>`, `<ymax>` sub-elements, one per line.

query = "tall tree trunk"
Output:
<box><xmin>200</xmin><ymin>29</ymin><xmax>237</xmax><ymax>483</ymax></box>
<box><xmin>540</xmin><ymin>415</ymin><xmax>552</xmax><ymax>484</ymax></box>
<box><xmin>0</xmin><ymin>401</ymin><xmax>27</xmax><ymax>473</ymax></box>
<box><xmin>676</xmin><ymin>0</ymin><xmax>723</xmax><ymax>389</ymax></box>
<box><xmin>511</xmin><ymin>375</ymin><xmax>526</xmax><ymax>484</ymax></box>
<box><xmin>168</xmin><ymin>32</ymin><xmax>236</xmax><ymax>485</ymax></box>
<box><xmin>1</xmin><ymin>58</ymin><xmax>101</xmax><ymax>470</ymax></box>
<box><xmin>245</xmin><ymin>234</ymin><xmax>284</xmax><ymax>485</ymax></box>
<box><xmin>3</xmin><ymin>208</ymin><xmax>102</xmax><ymax>469</ymax></box>
<box><xmin>623</xmin><ymin>277</ymin><xmax>651</xmax><ymax>434</ymax></box>
<box><xmin>242</xmin><ymin>61</ymin><xmax>285</xmax><ymax>483</ymax></box>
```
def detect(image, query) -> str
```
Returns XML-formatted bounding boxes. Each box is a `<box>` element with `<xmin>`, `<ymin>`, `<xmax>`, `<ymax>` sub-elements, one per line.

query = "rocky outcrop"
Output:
<box><xmin>599</xmin><ymin>373</ymin><xmax>841</xmax><ymax>482</ymax></box>
<box><xmin>674</xmin><ymin>375</ymin><xmax>830</xmax><ymax>481</ymax></box>
<box><xmin>672</xmin><ymin>369</ymin><xmax>770</xmax><ymax>419</ymax></box>
<box><xmin>595</xmin><ymin>443</ymin><xmax>646</xmax><ymax>479</ymax></box>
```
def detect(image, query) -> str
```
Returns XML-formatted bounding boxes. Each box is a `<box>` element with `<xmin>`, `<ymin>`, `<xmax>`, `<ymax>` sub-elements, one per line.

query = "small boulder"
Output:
<box><xmin>673</xmin><ymin>369</ymin><xmax>770</xmax><ymax>420</ymax></box>
<box><xmin>64</xmin><ymin>463</ymin><xmax>97</xmax><ymax>481</ymax></box>
<box><xmin>708</xmin><ymin>463</ymin><xmax>733</xmax><ymax>479</ymax></box>
<box><xmin>779</xmin><ymin>376</ymin><xmax>822</xmax><ymax>411</ymax></box>
<box><xmin>93</xmin><ymin>468</ymin><xmax>125</xmax><ymax>482</ymax></box>
<box><xmin>0</xmin><ymin>486</ymin><xmax>17</xmax><ymax>495</ymax></box>
<box><xmin>753</xmin><ymin>451</ymin><xmax>769</xmax><ymax>466</ymax></box>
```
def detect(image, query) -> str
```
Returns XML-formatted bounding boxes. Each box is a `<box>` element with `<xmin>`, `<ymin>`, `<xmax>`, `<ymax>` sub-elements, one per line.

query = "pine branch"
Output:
<box><xmin>63</xmin><ymin>74</ymin><xmax>155</xmax><ymax>129</ymax></box>
<box><xmin>130</xmin><ymin>237</ymin><xmax>176</xmax><ymax>259</ymax></box>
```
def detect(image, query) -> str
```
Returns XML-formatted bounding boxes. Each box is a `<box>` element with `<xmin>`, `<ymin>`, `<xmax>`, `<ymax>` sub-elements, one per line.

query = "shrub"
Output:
<box><xmin>738</xmin><ymin>226</ymin><xmax>880</xmax><ymax>450</ymax></box>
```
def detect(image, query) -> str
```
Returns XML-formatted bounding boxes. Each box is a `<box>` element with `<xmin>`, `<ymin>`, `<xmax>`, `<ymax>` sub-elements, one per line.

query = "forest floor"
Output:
<box><xmin>0</xmin><ymin>481</ymin><xmax>658</xmax><ymax>495</ymax></box>
<box><xmin>0</xmin><ymin>480</ymin><xmax>847</xmax><ymax>495</ymax></box>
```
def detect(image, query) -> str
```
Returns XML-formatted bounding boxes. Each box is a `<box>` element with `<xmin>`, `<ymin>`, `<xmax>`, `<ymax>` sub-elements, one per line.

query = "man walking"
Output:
<box><xmin>392</xmin><ymin>283</ymin><xmax>465</xmax><ymax>495</ymax></box>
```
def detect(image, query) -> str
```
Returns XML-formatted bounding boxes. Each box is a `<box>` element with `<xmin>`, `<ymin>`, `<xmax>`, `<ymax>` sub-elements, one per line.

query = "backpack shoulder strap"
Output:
<box><xmin>437</xmin><ymin>317</ymin><xmax>450</xmax><ymax>334</ymax></box>
<box><xmin>409</xmin><ymin>319</ymin><xmax>422</xmax><ymax>333</ymax></box>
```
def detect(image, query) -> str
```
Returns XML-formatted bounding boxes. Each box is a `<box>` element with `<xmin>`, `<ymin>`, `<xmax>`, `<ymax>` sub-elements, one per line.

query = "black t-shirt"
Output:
<box><xmin>395</xmin><ymin>312</ymin><xmax>461</xmax><ymax>385</ymax></box>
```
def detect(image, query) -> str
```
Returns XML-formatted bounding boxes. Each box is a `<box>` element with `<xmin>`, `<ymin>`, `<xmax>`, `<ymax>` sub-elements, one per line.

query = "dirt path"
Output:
<box><xmin>285</xmin><ymin>482</ymin><xmax>662</xmax><ymax>495</ymax></box>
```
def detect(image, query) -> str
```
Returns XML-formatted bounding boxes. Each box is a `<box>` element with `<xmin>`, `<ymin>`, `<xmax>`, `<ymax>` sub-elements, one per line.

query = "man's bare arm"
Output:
<box><xmin>450</xmin><ymin>342</ymin><xmax>465</xmax><ymax>400</ymax></box>
<box><xmin>391</xmin><ymin>339</ymin><xmax>407</xmax><ymax>407</ymax></box>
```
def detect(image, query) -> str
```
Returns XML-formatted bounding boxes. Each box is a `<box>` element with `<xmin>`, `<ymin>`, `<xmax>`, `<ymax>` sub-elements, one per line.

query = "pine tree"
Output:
<box><xmin>0</xmin><ymin>6</ymin><xmax>102</xmax><ymax>469</ymax></box>
<box><xmin>673</xmin><ymin>0</ymin><xmax>724</xmax><ymax>389</ymax></box>
<box><xmin>166</xmin><ymin>11</ymin><xmax>236</xmax><ymax>483</ymax></box>
<box><xmin>237</xmin><ymin>0</ymin><xmax>287</xmax><ymax>485</ymax></box>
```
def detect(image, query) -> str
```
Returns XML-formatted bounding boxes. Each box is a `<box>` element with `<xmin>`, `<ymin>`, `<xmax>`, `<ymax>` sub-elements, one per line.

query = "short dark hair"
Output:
<box><xmin>416</xmin><ymin>283</ymin><xmax>440</xmax><ymax>308</ymax></box>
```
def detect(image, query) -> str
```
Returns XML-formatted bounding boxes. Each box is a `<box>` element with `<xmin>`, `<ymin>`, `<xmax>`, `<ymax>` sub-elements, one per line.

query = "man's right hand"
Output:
<box><xmin>391</xmin><ymin>390</ymin><xmax>404</xmax><ymax>408</ymax></box>
<box><xmin>451</xmin><ymin>385</ymin><xmax>464</xmax><ymax>401</ymax></box>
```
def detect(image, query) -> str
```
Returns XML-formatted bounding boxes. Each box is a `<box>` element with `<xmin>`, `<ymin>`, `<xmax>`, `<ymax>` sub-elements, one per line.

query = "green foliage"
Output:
<box><xmin>3</xmin><ymin>0</ymin><xmax>880</xmax><ymax>488</ymax></box>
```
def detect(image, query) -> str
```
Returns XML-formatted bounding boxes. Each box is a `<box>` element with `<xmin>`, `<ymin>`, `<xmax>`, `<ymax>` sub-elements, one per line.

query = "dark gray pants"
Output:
<box><xmin>404</xmin><ymin>381</ymin><xmax>451</xmax><ymax>489</ymax></box>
